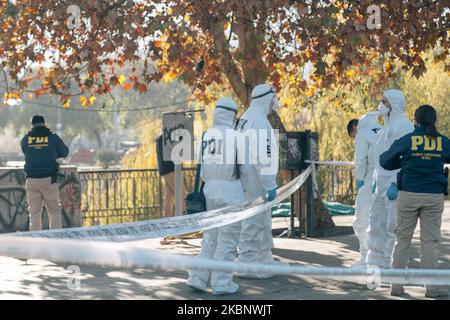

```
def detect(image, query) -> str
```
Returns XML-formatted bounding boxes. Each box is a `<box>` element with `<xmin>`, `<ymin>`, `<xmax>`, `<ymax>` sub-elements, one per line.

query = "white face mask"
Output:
<box><xmin>270</xmin><ymin>96</ymin><xmax>279</xmax><ymax>112</ymax></box>
<box><xmin>378</xmin><ymin>102</ymin><xmax>389</xmax><ymax>116</ymax></box>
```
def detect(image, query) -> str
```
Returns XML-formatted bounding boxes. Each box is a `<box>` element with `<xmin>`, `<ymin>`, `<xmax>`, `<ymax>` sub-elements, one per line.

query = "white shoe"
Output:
<box><xmin>213</xmin><ymin>282</ymin><xmax>239</xmax><ymax>295</ymax></box>
<box><xmin>186</xmin><ymin>277</ymin><xmax>207</xmax><ymax>292</ymax></box>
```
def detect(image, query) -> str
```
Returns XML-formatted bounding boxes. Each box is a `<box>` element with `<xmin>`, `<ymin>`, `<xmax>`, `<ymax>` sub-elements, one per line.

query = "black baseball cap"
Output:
<box><xmin>31</xmin><ymin>115</ymin><xmax>45</xmax><ymax>126</ymax></box>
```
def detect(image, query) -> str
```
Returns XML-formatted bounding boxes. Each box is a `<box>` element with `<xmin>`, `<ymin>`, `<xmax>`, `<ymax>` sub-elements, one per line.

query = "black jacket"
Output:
<box><xmin>156</xmin><ymin>134</ymin><xmax>174</xmax><ymax>176</ymax></box>
<box><xmin>21</xmin><ymin>126</ymin><xmax>69</xmax><ymax>178</ymax></box>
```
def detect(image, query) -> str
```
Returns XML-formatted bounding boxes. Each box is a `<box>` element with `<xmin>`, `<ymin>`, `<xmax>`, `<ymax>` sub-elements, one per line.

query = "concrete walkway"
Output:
<box><xmin>1</xmin><ymin>202</ymin><xmax>449</xmax><ymax>300</ymax></box>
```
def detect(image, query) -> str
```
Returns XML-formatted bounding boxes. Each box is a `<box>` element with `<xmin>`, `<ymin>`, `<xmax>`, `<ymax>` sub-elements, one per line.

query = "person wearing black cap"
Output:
<box><xmin>21</xmin><ymin>115</ymin><xmax>69</xmax><ymax>231</ymax></box>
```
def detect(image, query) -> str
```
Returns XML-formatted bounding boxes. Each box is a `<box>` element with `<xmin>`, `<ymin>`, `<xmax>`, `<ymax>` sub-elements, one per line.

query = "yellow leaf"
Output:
<box><xmin>63</xmin><ymin>100</ymin><xmax>71</xmax><ymax>109</ymax></box>
<box><xmin>345</xmin><ymin>69</ymin><xmax>355</xmax><ymax>79</ymax></box>
<box><xmin>118</xmin><ymin>75</ymin><xmax>126</xmax><ymax>85</ymax></box>
<box><xmin>79</xmin><ymin>96</ymin><xmax>87</xmax><ymax>103</ymax></box>
<box><xmin>89</xmin><ymin>96</ymin><xmax>96</xmax><ymax>104</ymax></box>
<box><xmin>162</xmin><ymin>70</ymin><xmax>177</xmax><ymax>83</ymax></box>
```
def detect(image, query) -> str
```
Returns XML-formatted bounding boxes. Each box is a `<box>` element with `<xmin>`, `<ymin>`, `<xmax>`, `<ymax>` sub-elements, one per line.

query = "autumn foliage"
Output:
<box><xmin>0</xmin><ymin>0</ymin><xmax>448</xmax><ymax>108</ymax></box>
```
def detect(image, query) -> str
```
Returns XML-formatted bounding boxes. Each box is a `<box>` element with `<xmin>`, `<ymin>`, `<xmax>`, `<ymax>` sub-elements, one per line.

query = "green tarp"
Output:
<box><xmin>322</xmin><ymin>201</ymin><xmax>355</xmax><ymax>216</ymax></box>
<box><xmin>271</xmin><ymin>201</ymin><xmax>355</xmax><ymax>218</ymax></box>
<box><xmin>271</xmin><ymin>202</ymin><xmax>291</xmax><ymax>218</ymax></box>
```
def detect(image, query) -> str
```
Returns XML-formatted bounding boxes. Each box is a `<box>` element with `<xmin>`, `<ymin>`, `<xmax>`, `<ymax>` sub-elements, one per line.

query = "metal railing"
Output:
<box><xmin>78</xmin><ymin>163</ymin><xmax>356</xmax><ymax>227</ymax></box>
<box><xmin>314</xmin><ymin>162</ymin><xmax>356</xmax><ymax>205</ymax></box>
<box><xmin>79</xmin><ymin>167</ymin><xmax>196</xmax><ymax>226</ymax></box>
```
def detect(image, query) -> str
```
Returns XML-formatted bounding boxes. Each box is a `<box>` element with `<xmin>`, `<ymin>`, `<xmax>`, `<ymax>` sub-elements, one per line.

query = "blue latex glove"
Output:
<box><xmin>387</xmin><ymin>183</ymin><xmax>398</xmax><ymax>201</ymax></box>
<box><xmin>371</xmin><ymin>181</ymin><xmax>376</xmax><ymax>194</ymax></box>
<box><xmin>266</xmin><ymin>188</ymin><xmax>277</xmax><ymax>201</ymax></box>
<box><xmin>357</xmin><ymin>180</ymin><xmax>364</xmax><ymax>191</ymax></box>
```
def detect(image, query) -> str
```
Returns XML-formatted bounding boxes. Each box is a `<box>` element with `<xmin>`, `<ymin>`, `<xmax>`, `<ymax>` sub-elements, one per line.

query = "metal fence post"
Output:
<box><xmin>298</xmin><ymin>185</ymin><xmax>303</xmax><ymax>239</ymax></box>
<box><xmin>306</xmin><ymin>173</ymin><xmax>314</xmax><ymax>237</ymax></box>
<box><xmin>305</xmin><ymin>130</ymin><xmax>315</xmax><ymax>238</ymax></box>
<box><xmin>159</xmin><ymin>173</ymin><xmax>163</xmax><ymax>217</ymax></box>
<box><xmin>290</xmin><ymin>170</ymin><xmax>295</xmax><ymax>238</ymax></box>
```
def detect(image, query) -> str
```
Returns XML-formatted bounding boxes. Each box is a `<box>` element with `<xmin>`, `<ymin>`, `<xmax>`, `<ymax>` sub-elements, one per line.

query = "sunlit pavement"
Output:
<box><xmin>1</xmin><ymin>202</ymin><xmax>449</xmax><ymax>300</ymax></box>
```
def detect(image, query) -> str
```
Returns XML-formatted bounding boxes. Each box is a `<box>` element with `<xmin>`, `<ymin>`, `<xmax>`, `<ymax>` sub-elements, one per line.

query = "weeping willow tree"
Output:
<box><xmin>279</xmin><ymin>53</ymin><xmax>450</xmax><ymax>162</ymax></box>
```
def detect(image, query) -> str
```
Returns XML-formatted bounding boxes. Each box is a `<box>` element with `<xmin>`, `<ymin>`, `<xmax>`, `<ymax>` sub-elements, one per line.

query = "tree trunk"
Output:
<box><xmin>294</xmin><ymin>186</ymin><xmax>336</xmax><ymax>237</ymax></box>
<box><xmin>272</xmin><ymin>114</ymin><xmax>336</xmax><ymax>236</ymax></box>
<box><xmin>92</xmin><ymin>129</ymin><xmax>103</xmax><ymax>149</ymax></box>
<box><xmin>209</xmin><ymin>8</ymin><xmax>335</xmax><ymax>236</ymax></box>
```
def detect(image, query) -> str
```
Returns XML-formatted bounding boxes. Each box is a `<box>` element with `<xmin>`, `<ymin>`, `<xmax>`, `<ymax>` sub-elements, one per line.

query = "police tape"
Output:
<box><xmin>1</xmin><ymin>166</ymin><xmax>312</xmax><ymax>242</ymax></box>
<box><xmin>1</xmin><ymin>235</ymin><xmax>450</xmax><ymax>286</ymax></box>
<box><xmin>1</xmin><ymin>163</ymin><xmax>450</xmax><ymax>286</ymax></box>
<box><xmin>305</xmin><ymin>160</ymin><xmax>355</xmax><ymax>166</ymax></box>
<box><xmin>309</xmin><ymin>161</ymin><xmax>450</xmax><ymax>170</ymax></box>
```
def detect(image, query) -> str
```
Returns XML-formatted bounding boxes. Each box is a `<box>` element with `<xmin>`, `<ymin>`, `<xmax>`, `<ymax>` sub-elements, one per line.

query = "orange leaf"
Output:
<box><xmin>162</xmin><ymin>69</ymin><xmax>177</xmax><ymax>83</ymax></box>
<box><xmin>137</xmin><ymin>83</ymin><xmax>147</xmax><ymax>93</ymax></box>
<box><xmin>35</xmin><ymin>88</ymin><xmax>48</xmax><ymax>96</ymax></box>
<box><xmin>123</xmin><ymin>83</ymin><xmax>132</xmax><ymax>90</ymax></box>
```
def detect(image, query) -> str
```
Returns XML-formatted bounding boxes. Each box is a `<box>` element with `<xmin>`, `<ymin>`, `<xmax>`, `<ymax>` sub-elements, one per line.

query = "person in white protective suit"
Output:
<box><xmin>347</xmin><ymin>113</ymin><xmax>381</xmax><ymax>267</ymax></box>
<box><xmin>366</xmin><ymin>89</ymin><xmax>414</xmax><ymax>268</ymax></box>
<box><xmin>236</xmin><ymin>84</ymin><xmax>279</xmax><ymax>279</ymax></box>
<box><xmin>186</xmin><ymin>97</ymin><xmax>246</xmax><ymax>295</ymax></box>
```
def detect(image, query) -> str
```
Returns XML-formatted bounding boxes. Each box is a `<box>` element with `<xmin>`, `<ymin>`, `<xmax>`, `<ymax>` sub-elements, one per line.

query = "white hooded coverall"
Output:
<box><xmin>236</xmin><ymin>84</ymin><xmax>279</xmax><ymax>278</ymax></box>
<box><xmin>366</xmin><ymin>90</ymin><xmax>414</xmax><ymax>268</ymax></box>
<box><xmin>353</xmin><ymin>112</ymin><xmax>380</xmax><ymax>265</ymax></box>
<box><xmin>187</xmin><ymin>98</ymin><xmax>245</xmax><ymax>294</ymax></box>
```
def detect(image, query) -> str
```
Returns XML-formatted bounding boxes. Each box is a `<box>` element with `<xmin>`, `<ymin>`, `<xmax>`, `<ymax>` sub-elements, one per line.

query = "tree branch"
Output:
<box><xmin>210</xmin><ymin>17</ymin><xmax>249</xmax><ymax>106</ymax></box>
<box><xmin>1</xmin><ymin>67</ymin><xmax>10</xmax><ymax>94</ymax></box>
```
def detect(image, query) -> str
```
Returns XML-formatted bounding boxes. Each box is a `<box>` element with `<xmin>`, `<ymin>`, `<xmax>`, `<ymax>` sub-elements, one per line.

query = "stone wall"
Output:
<box><xmin>0</xmin><ymin>166</ymin><xmax>81</xmax><ymax>233</ymax></box>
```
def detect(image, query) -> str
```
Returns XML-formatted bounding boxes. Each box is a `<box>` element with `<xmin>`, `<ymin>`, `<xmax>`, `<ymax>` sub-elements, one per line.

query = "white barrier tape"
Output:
<box><xmin>305</xmin><ymin>160</ymin><xmax>355</xmax><ymax>167</ymax></box>
<box><xmin>1</xmin><ymin>166</ymin><xmax>312</xmax><ymax>242</ymax></box>
<box><xmin>1</xmin><ymin>236</ymin><xmax>449</xmax><ymax>286</ymax></box>
<box><xmin>308</xmin><ymin>161</ymin><xmax>450</xmax><ymax>170</ymax></box>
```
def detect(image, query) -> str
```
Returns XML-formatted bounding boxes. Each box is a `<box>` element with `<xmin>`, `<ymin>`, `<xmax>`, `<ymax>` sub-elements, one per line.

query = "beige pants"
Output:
<box><xmin>26</xmin><ymin>177</ymin><xmax>62</xmax><ymax>231</ymax></box>
<box><xmin>392</xmin><ymin>191</ymin><xmax>444</xmax><ymax>293</ymax></box>
<box><xmin>163</xmin><ymin>171</ymin><xmax>187</xmax><ymax>217</ymax></box>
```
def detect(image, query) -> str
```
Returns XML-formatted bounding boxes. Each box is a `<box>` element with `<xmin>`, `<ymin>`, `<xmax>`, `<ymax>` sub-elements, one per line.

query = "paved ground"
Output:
<box><xmin>0</xmin><ymin>202</ymin><xmax>449</xmax><ymax>300</ymax></box>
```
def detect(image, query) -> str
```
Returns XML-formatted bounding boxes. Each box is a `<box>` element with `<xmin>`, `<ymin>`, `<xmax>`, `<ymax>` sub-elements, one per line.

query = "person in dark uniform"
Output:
<box><xmin>156</xmin><ymin>133</ymin><xmax>187</xmax><ymax>217</ymax></box>
<box><xmin>21</xmin><ymin>115</ymin><xmax>69</xmax><ymax>231</ymax></box>
<box><xmin>380</xmin><ymin>105</ymin><xmax>450</xmax><ymax>298</ymax></box>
